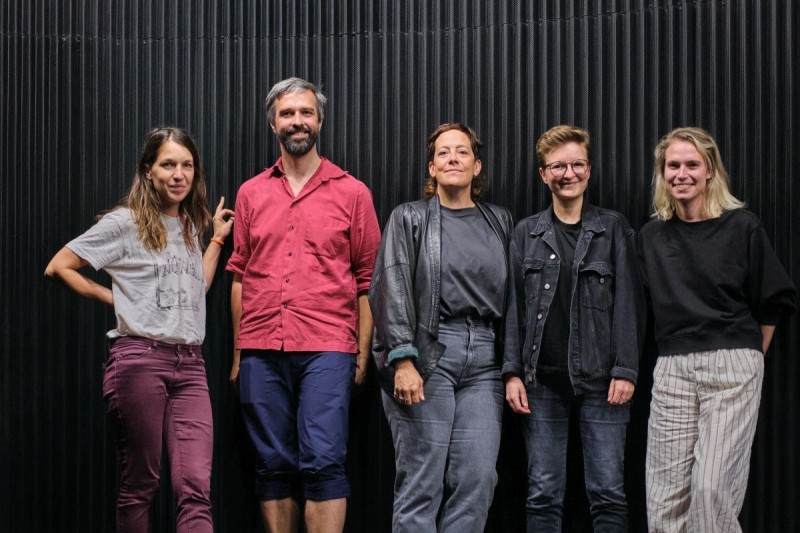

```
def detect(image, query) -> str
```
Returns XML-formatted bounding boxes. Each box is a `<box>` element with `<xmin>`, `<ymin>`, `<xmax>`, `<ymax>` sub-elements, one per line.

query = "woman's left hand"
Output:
<box><xmin>212</xmin><ymin>196</ymin><xmax>235</xmax><ymax>240</ymax></box>
<box><xmin>607</xmin><ymin>378</ymin><xmax>635</xmax><ymax>405</ymax></box>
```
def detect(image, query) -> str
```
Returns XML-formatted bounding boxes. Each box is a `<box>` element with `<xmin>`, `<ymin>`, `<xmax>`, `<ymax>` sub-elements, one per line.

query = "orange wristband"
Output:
<box><xmin>210</xmin><ymin>237</ymin><xmax>225</xmax><ymax>247</ymax></box>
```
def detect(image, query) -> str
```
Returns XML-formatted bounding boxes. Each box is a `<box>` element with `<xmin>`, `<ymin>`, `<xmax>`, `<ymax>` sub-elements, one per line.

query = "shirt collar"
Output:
<box><xmin>265</xmin><ymin>156</ymin><xmax>346</xmax><ymax>183</ymax></box>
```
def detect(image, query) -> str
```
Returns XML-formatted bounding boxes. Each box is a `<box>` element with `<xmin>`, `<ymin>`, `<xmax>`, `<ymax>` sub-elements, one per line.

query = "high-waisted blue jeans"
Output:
<box><xmin>103</xmin><ymin>336</ymin><xmax>213</xmax><ymax>533</ymax></box>
<box><xmin>382</xmin><ymin>317</ymin><xmax>504</xmax><ymax>533</ymax></box>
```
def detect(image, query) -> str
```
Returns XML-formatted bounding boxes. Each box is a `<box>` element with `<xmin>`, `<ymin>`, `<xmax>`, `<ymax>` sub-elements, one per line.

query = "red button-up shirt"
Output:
<box><xmin>227</xmin><ymin>157</ymin><xmax>381</xmax><ymax>353</ymax></box>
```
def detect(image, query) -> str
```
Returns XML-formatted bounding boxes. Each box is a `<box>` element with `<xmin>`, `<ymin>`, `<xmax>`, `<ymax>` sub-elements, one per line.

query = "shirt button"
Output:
<box><xmin>599</xmin><ymin>278</ymin><xmax>605</xmax><ymax>284</ymax></box>
<box><xmin>285</xmin><ymin>278</ymin><xmax>289</xmax><ymax>283</ymax></box>
<box><xmin>533</xmin><ymin>344</ymin><xmax>537</xmax><ymax>351</ymax></box>
<box><xmin>288</xmin><ymin>252</ymin><xmax>292</xmax><ymax>256</ymax></box>
<box><xmin>544</xmin><ymin>283</ymin><xmax>550</xmax><ymax>289</ymax></box>
<box><xmin>537</xmin><ymin>313</ymin><xmax>543</xmax><ymax>320</ymax></box>
<box><xmin>550</xmin><ymin>254</ymin><xmax>556</xmax><ymax>259</ymax></box>
<box><xmin>283</xmin><ymin>303</ymin><xmax>288</xmax><ymax>308</ymax></box>
<box><xmin>289</xmin><ymin>225</ymin><xmax>294</xmax><ymax>230</ymax></box>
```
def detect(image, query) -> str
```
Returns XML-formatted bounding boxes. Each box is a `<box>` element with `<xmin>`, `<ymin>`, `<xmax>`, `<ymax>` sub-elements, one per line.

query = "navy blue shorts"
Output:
<box><xmin>239</xmin><ymin>350</ymin><xmax>355</xmax><ymax>501</ymax></box>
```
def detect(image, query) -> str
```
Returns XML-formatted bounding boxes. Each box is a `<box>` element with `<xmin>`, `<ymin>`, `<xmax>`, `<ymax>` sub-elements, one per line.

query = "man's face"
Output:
<box><xmin>271</xmin><ymin>90</ymin><xmax>322</xmax><ymax>156</ymax></box>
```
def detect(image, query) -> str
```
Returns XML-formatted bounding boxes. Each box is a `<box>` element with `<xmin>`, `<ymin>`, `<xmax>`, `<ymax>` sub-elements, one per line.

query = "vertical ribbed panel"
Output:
<box><xmin>2</xmin><ymin>1</ymin><xmax>798</xmax><ymax>531</ymax></box>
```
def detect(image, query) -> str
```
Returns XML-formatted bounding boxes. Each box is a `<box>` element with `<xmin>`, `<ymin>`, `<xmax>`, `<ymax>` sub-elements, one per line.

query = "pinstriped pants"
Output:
<box><xmin>645</xmin><ymin>349</ymin><xmax>764</xmax><ymax>533</ymax></box>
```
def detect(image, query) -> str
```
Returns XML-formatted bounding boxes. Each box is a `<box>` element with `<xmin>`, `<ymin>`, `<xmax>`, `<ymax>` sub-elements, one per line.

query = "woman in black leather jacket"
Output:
<box><xmin>369</xmin><ymin>123</ymin><xmax>513</xmax><ymax>533</ymax></box>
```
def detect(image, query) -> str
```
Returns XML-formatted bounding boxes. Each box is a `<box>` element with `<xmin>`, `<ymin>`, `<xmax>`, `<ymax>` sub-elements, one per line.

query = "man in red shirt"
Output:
<box><xmin>227</xmin><ymin>77</ymin><xmax>380</xmax><ymax>533</ymax></box>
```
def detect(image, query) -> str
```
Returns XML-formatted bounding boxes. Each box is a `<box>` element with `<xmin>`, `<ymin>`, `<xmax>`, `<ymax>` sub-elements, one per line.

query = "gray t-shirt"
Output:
<box><xmin>67</xmin><ymin>208</ymin><xmax>206</xmax><ymax>344</ymax></box>
<box><xmin>439</xmin><ymin>205</ymin><xmax>507</xmax><ymax>319</ymax></box>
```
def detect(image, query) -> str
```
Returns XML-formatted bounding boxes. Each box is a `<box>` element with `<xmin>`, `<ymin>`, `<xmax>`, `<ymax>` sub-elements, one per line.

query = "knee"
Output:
<box><xmin>692</xmin><ymin>477</ymin><xmax>725</xmax><ymax>507</ymax></box>
<box><xmin>118</xmin><ymin>474</ymin><xmax>161</xmax><ymax>505</ymax></box>
<box><xmin>303</xmin><ymin>464</ymin><xmax>349</xmax><ymax>501</ymax></box>
<box><xmin>527</xmin><ymin>477</ymin><xmax>566</xmax><ymax>511</ymax></box>
<box><xmin>178</xmin><ymin>468</ymin><xmax>212</xmax><ymax>501</ymax></box>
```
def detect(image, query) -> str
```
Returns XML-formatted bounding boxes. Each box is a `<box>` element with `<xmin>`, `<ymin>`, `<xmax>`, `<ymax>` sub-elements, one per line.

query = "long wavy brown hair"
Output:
<box><xmin>123</xmin><ymin>127</ymin><xmax>211</xmax><ymax>251</ymax></box>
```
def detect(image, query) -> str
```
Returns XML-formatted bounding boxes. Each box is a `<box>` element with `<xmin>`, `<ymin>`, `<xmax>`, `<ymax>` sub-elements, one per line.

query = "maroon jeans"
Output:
<box><xmin>103</xmin><ymin>336</ymin><xmax>213</xmax><ymax>532</ymax></box>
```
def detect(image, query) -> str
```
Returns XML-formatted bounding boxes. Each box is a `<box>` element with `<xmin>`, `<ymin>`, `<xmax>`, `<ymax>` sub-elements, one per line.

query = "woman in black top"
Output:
<box><xmin>638</xmin><ymin>127</ymin><xmax>796</xmax><ymax>532</ymax></box>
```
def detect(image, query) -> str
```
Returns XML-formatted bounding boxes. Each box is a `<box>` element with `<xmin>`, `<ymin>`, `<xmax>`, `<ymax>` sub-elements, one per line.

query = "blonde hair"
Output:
<box><xmin>651</xmin><ymin>127</ymin><xmax>744</xmax><ymax>221</ymax></box>
<box><xmin>124</xmin><ymin>127</ymin><xmax>210</xmax><ymax>251</ymax></box>
<box><xmin>424</xmin><ymin>123</ymin><xmax>486</xmax><ymax>200</ymax></box>
<box><xmin>535</xmin><ymin>125</ymin><xmax>591</xmax><ymax>168</ymax></box>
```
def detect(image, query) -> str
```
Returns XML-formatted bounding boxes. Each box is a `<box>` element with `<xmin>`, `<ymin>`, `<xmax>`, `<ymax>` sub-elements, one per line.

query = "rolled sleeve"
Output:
<box><xmin>350</xmin><ymin>184</ymin><xmax>381</xmax><ymax>294</ymax></box>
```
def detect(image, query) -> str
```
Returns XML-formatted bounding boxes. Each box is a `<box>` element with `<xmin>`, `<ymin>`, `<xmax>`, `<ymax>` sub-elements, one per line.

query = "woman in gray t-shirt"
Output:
<box><xmin>45</xmin><ymin>127</ymin><xmax>233</xmax><ymax>532</ymax></box>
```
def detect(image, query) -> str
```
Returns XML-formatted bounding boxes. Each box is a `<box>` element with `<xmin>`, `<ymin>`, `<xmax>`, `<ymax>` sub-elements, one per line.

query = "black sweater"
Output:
<box><xmin>638</xmin><ymin>209</ymin><xmax>796</xmax><ymax>356</ymax></box>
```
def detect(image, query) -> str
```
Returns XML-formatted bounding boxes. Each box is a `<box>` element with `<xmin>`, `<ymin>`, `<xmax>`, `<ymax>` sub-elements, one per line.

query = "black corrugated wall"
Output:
<box><xmin>2</xmin><ymin>1</ymin><xmax>798</xmax><ymax>531</ymax></box>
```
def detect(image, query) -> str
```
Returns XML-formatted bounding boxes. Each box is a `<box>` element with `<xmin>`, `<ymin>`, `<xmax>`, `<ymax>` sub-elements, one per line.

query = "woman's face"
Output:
<box><xmin>663</xmin><ymin>140</ymin><xmax>711</xmax><ymax>215</ymax></box>
<box><xmin>146</xmin><ymin>140</ymin><xmax>195</xmax><ymax>217</ymax></box>
<box><xmin>428</xmin><ymin>129</ymin><xmax>482</xmax><ymax>196</ymax></box>
<box><xmin>539</xmin><ymin>142</ymin><xmax>591</xmax><ymax>204</ymax></box>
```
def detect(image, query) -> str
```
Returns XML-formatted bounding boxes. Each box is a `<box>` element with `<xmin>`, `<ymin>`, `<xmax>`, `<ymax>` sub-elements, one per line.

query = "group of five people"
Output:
<box><xmin>45</xmin><ymin>77</ymin><xmax>796</xmax><ymax>532</ymax></box>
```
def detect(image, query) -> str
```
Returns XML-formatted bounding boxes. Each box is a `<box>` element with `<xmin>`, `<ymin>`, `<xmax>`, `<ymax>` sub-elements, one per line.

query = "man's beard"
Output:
<box><xmin>279</xmin><ymin>125</ymin><xmax>319</xmax><ymax>156</ymax></box>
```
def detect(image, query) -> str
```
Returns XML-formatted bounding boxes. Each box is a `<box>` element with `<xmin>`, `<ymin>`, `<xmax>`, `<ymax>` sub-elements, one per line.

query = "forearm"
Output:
<box><xmin>202</xmin><ymin>241</ymin><xmax>224</xmax><ymax>290</ymax></box>
<box><xmin>760</xmin><ymin>324</ymin><xmax>776</xmax><ymax>354</ymax></box>
<box><xmin>358</xmin><ymin>294</ymin><xmax>373</xmax><ymax>368</ymax></box>
<box><xmin>45</xmin><ymin>247</ymin><xmax>113</xmax><ymax>306</ymax></box>
<box><xmin>230</xmin><ymin>275</ymin><xmax>243</xmax><ymax>371</ymax></box>
<box><xmin>53</xmin><ymin>268</ymin><xmax>113</xmax><ymax>305</ymax></box>
<box><xmin>204</xmin><ymin>196</ymin><xmax>235</xmax><ymax>291</ymax></box>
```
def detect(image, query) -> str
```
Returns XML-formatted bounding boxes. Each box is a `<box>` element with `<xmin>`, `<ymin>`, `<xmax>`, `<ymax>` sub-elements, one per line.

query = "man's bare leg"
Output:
<box><xmin>260</xmin><ymin>497</ymin><xmax>300</xmax><ymax>533</ymax></box>
<box><xmin>305</xmin><ymin>498</ymin><xmax>346</xmax><ymax>533</ymax></box>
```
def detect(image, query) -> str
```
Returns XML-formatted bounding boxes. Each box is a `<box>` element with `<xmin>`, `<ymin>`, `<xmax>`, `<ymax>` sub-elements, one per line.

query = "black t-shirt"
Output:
<box><xmin>439</xmin><ymin>205</ymin><xmax>507</xmax><ymax>320</ymax></box>
<box><xmin>538</xmin><ymin>217</ymin><xmax>581</xmax><ymax>375</ymax></box>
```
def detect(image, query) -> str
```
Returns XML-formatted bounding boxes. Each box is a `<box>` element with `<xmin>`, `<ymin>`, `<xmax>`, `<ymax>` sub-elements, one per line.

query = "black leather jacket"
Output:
<box><xmin>502</xmin><ymin>204</ymin><xmax>644</xmax><ymax>393</ymax></box>
<box><xmin>369</xmin><ymin>196</ymin><xmax>514</xmax><ymax>394</ymax></box>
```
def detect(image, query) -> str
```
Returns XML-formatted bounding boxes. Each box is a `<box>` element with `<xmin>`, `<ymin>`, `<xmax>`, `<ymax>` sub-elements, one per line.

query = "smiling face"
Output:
<box><xmin>428</xmin><ymin>129</ymin><xmax>482</xmax><ymax>200</ymax></box>
<box><xmin>271</xmin><ymin>90</ymin><xmax>322</xmax><ymax>157</ymax></box>
<box><xmin>146</xmin><ymin>140</ymin><xmax>195</xmax><ymax>217</ymax></box>
<box><xmin>539</xmin><ymin>141</ymin><xmax>591</xmax><ymax>205</ymax></box>
<box><xmin>663</xmin><ymin>140</ymin><xmax>711</xmax><ymax>218</ymax></box>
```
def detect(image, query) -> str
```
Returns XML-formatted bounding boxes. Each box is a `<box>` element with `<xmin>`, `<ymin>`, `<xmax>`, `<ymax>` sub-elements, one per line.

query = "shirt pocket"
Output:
<box><xmin>579</xmin><ymin>261</ymin><xmax>614</xmax><ymax>310</ymax></box>
<box><xmin>304</xmin><ymin>214</ymin><xmax>350</xmax><ymax>258</ymax></box>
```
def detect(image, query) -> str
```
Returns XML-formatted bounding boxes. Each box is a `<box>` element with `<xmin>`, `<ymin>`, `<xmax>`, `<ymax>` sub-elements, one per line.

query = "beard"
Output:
<box><xmin>278</xmin><ymin>125</ymin><xmax>319</xmax><ymax>156</ymax></box>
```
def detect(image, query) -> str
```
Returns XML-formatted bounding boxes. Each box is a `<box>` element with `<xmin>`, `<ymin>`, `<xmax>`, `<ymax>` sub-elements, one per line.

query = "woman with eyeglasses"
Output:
<box><xmin>503</xmin><ymin>124</ymin><xmax>644</xmax><ymax>531</ymax></box>
<box><xmin>639</xmin><ymin>127</ymin><xmax>796</xmax><ymax>532</ymax></box>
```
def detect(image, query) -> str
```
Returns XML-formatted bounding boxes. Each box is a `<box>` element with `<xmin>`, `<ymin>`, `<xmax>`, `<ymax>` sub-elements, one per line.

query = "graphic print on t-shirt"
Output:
<box><xmin>153</xmin><ymin>246</ymin><xmax>203</xmax><ymax>311</ymax></box>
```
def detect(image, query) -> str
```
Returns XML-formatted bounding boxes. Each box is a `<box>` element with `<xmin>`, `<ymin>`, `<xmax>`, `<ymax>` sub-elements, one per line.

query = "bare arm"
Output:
<box><xmin>44</xmin><ymin>247</ymin><xmax>113</xmax><ymax>306</ymax></box>
<box><xmin>202</xmin><ymin>197</ymin><xmax>235</xmax><ymax>291</ymax></box>
<box><xmin>229</xmin><ymin>273</ymin><xmax>243</xmax><ymax>384</ymax></box>
<box><xmin>760</xmin><ymin>324</ymin><xmax>776</xmax><ymax>355</ymax></box>
<box><xmin>355</xmin><ymin>294</ymin><xmax>373</xmax><ymax>385</ymax></box>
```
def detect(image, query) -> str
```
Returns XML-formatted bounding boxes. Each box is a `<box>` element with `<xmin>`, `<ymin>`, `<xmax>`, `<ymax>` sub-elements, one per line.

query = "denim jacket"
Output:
<box><xmin>369</xmin><ymin>195</ymin><xmax>514</xmax><ymax>394</ymax></box>
<box><xmin>501</xmin><ymin>204</ymin><xmax>644</xmax><ymax>393</ymax></box>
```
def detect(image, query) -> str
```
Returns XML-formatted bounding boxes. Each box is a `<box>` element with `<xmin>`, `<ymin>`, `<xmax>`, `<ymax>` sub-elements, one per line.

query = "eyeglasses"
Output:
<box><xmin>543</xmin><ymin>159</ymin><xmax>590</xmax><ymax>178</ymax></box>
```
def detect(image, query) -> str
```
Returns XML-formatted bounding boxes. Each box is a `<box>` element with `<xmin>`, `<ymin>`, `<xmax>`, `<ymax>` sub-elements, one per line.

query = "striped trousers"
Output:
<box><xmin>645</xmin><ymin>349</ymin><xmax>763</xmax><ymax>533</ymax></box>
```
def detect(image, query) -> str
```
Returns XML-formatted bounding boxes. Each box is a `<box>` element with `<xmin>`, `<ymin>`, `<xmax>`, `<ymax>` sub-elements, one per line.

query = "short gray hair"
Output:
<box><xmin>266</xmin><ymin>77</ymin><xmax>327</xmax><ymax>125</ymax></box>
